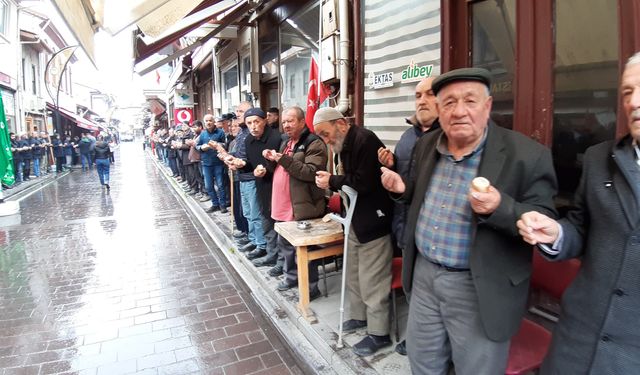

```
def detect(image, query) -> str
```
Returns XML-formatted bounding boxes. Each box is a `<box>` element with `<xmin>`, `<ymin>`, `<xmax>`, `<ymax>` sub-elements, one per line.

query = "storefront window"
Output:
<box><xmin>222</xmin><ymin>65</ymin><xmax>239</xmax><ymax>114</ymax></box>
<box><xmin>471</xmin><ymin>0</ymin><xmax>516</xmax><ymax>129</ymax></box>
<box><xmin>552</xmin><ymin>0</ymin><xmax>618</xmax><ymax>204</ymax></box>
<box><xmin>259</xmin><ymin>22</ymin><xmax>278</xmax><ymax>79</ymax></box>
<box><xmin>0</xmin><ymin>0</ymin><xmax>8</xmax><ymax>37</ymax></box>
<box><xmin>2</xmin><ymin>90</ymin><xmax>15</xmax><ymax>132</ymax></box>
<box><xmin>279</xmin><ymin>1</ymin><xmax>319</xmax><ymax>109</ymax></box>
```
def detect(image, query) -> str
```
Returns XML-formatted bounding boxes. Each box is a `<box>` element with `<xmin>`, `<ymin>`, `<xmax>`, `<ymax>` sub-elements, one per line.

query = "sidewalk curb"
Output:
<box><xmin>147</xmin><ymin>154</ymin><xmax>360</xmax><ymax>375</ymax></box>
<box><xmin>4</xmin><ymin>170</ymin><xmax>71</xmax><ymax>202</ymax></box>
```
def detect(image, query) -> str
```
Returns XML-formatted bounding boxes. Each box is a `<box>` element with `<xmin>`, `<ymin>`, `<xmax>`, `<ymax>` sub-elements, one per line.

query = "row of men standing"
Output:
<box><xmin>9</xmin><ymin>132</ymin><xmax>51</xmax><ymax>183</ymax></box>
<box><xmin>178</xmin><ymin>57</ymin><xmax>640</xmax><ymax>373</ymax></box>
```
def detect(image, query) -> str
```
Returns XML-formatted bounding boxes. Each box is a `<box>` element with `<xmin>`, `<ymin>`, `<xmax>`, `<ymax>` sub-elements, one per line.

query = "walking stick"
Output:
<box><xmin>229</xmin><ymin>168</ymin><xmax>235</xmax><ymax>231</ymax></box>
<box><xmin>324</xmin><ymin>185</ymin><xmax>358</xmax><ymax>349</ymax></box>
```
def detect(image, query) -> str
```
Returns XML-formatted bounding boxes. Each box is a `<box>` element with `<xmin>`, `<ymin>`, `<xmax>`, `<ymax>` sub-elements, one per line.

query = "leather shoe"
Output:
<box><xmin>205</xmin><ymin>206</ymin><xmax>219</xmax><ymax>213</ymax></box>
<box><xmin>219</xmin><ymin>207</ymin><xmax>228</xmax><ymax>214</ymax></box>
<box><xmin>395</xmin><ymin>340</ymin><xmax>407</xmax><ymax>356</ymax></box>
<box><xmin>252</xmin><ymin>257</ymin><xmax>277</xmax><ymax>267</ymax></box>
<box><xmin>352</xmin><ymin>335</ymin><xmax>392</xmax><ymax>357</ymax></box>
<box><xmin>276</xmin><ymin>280</ymin><xmax>296</xmax><ymax>291</ymax></box>
<box><xmin>342</xmin><ymin>319</ymin><xmax>367</xmax><ymax>332</ymax></box>
<box><xmin>238</xmin><ymin>242</ymin><xmax>256</xmax><ymax>253</ymax></box>
<box><xmin>236</xmin><ymin>237</ymin><xmax>250</xmax><ymax>246</ymax></box>
<box><xmin>246</xmin><ymin>248</ymin><xmax>267</xmax><ymax>260</ymax></box>
<box><xmin>267</xmin><ymin>265</ymin><xmax>283</xmax><ymax>277</ymax></box>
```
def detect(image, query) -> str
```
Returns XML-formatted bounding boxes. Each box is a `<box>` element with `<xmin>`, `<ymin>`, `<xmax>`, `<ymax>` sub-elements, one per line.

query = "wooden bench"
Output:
<box><xmin>274</xmin><ymin>218</ymin><xmax>344</xmax><ymax>322</ymax></box>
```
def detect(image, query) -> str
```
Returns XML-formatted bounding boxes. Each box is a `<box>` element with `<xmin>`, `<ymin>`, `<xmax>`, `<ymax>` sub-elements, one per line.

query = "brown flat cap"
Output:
<box><xmin>431</xmin><ymin>67</ymin><xmax>492</xmax><ymax>95</ymax></box>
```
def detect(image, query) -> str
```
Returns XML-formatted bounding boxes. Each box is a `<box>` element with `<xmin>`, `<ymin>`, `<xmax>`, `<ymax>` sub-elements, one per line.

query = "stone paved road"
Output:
<box><xmin>0</xmin><ymin>143</ymin><xmax>303</xmax><ymax>375</ymax></box>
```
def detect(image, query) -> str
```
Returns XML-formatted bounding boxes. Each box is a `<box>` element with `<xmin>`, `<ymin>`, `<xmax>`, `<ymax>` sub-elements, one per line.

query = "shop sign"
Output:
<box><xmin>367</xmin><ymin>71</ymin><xmax>394</xmax><ymax>89</ymax></box>
<box><xmin>174</xmin><ymin>108</ymin><xmax>193</xmax><ymax>124</ymax></box>
<box><xmin>401</xmin><ymin>60</ymin><xmax>434</xmax><ymax>82</ymax></box>
<box><xmin>2</xmin><ymin>91</ymin><xmax>15</xmax><ymax>116</ymax></box>
<box><xmin>174</xmin><ymin>89</ymin><xmax>194</xmax><ymax>107</ymax></box>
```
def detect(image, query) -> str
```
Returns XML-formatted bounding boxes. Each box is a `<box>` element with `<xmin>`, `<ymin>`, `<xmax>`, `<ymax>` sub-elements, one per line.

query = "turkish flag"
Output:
<box><xmin>305</xmin><ymin>57</ymin><xmax>331</xmax><ymax>132</ymax></box>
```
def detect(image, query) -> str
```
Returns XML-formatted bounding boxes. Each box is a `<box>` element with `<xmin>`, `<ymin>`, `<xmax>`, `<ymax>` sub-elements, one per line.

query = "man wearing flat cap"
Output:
<box><xmin>314</xmin><ymin>107</ymin><xmax>394</xmax><ymax>357</ymax></box>
<box><xmin>381</xmin><ymin>67</ymin><xmax>558</xmax><ymax>373</ymax></box>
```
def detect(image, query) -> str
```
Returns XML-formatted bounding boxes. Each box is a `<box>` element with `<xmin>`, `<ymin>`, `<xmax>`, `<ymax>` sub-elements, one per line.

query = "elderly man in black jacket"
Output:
<box><xmin>518</xmin><ymin>52</ymin><xmax>640</xmax><ymax>375</ymax></box>
<box><xmin>314</xmin><ymin>107</ymin><xmax>394</xmax><ymax>357</ymax></box>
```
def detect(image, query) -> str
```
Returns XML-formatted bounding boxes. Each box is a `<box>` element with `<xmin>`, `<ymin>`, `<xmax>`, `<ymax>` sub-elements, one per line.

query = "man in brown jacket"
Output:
<box><xmin>263</xmin><ymin>106</ymin><xmax>327</xmax><ymax>298</ymax></box>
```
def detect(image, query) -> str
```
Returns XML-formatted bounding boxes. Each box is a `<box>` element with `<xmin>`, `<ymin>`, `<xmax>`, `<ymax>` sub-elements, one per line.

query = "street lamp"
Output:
<box><xmin>44</xmin><ymin>45</ymin><xmax>79</xmax><ymax>137</ymax></box>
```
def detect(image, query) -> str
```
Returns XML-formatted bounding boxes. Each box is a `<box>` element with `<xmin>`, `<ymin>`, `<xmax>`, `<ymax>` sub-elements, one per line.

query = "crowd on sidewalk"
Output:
<box><xmin>145</xmin><ymin>59</ymin><xmax>640</xmax><ymax>374</ymax></box>
<box><xmin>7</xmin><ymin>130</ymin><xmax>118</xmax><ymax>189</ymax></box>
<box><xmin>147</xmin><ymin>102</ymin><xmax>399</xmax><ymax>357</ymax></box>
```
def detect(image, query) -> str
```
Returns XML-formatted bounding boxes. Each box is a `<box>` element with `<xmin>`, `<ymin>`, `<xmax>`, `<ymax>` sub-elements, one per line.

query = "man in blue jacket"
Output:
<box><xmin>196</xmin><ymin>114</ymin><xmax>228</xmax><ymax>213</ymax></box>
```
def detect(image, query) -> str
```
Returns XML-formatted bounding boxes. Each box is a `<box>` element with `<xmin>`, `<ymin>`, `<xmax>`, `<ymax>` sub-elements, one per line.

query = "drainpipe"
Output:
<box><xmin>335</xmin><ymin>0</ymin><xmax>350</xmax><ymax>114</ymax></box>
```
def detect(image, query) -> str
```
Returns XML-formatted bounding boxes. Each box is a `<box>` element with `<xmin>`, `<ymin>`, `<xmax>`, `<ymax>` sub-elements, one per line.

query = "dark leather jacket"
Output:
<box><xmin>94</xmin><ymin>141</ymin><xmax>111</xmax><ymax>160</ymax></box>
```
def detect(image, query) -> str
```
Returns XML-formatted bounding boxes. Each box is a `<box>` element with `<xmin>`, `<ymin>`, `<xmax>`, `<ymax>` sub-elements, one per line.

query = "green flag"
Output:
<box><xmin>0</xmin><ymin>89</ymin><xmax>15</xmax><ymax>186</ymax></box>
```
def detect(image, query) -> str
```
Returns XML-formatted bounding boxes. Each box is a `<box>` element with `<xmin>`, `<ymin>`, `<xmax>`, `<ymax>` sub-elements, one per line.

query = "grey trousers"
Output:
<box><xmin>260</xmin><ymin>213</ymin><xmax>281</xmax><ymax>266</ymax></box>
<box><xmin>406</xmin><ymin>255</ymin><xmax>510</xmax><ymax>375</ymax></box>
<box><xmin>347</xmin><ymin>229</ymin><xmax>393</xmax><ymax>336</ymax></box>
<box><xmin>278</xmin><ymin>232</ymin><xmax>318</xmax><ymax>289</ymax></box>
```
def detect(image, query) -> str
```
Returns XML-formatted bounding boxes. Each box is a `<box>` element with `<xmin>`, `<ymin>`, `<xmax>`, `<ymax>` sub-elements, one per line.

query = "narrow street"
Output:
<box><xmin>0</xmin><ymin>143</ymin><xmax>303</xmax><ymax>375</ymax></box>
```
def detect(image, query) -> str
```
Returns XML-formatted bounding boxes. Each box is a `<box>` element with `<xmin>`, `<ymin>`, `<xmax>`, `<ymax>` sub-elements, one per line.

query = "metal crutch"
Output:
<box><xmin>325</xmin><ymin>185</ymin><xmax>358</xmax><ymax>349</ymax></box>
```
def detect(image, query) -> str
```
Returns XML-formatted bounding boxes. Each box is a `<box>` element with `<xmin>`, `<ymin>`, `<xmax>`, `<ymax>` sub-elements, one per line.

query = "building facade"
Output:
<box><xmin>124</xmin><ymin>0</ymin><xmax>640</xmax><ymax>205</ymax></box>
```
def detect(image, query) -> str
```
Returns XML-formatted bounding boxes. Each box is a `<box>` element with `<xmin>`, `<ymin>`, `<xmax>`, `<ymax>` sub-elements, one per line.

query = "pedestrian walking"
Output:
<box><xmin>94</xmin><ymin>136</ymin><xmax>112</xmax><ymax>190</ymax></box>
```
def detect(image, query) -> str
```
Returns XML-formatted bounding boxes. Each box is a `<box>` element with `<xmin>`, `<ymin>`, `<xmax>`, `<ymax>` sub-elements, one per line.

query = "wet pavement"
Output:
<box><xmin>0</xmin><ymin>143</ymin><xmax>304</xmax><ymax>375</ymax></box>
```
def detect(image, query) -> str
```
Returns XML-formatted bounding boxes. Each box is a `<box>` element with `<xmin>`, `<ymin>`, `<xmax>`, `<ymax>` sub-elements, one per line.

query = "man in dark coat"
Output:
<box><xmin>518</xmin><ymin>52</ymin><xmax>640</xmax><ymax>374</ymax></box>
<box><xmin>10</xmin><ymin>133</ymin><xmax>23</xmax><ymax>183</ymax></box>
<box><xmin>381</xmin><ymin>68</ymin><xmax>558</xmax><ymax>374</ymax></box>
<box><xmin>234</xmin><ymin>108</ymin><xmax>282</xmax><ymax>265</ymax></box>
<box><xmin>377</xmin><ymin>76</ymin><xmax>440</xmax><ymax>355</ymax></box>
<box><xmin>314</xmin><ymin>107</ymin><xmax>394</xmax><ymax>357</ymax></box>
<box><xmin>19</xmin><ymin>134</ymin><xmax>33</xmax><ymax>180</ymax></box>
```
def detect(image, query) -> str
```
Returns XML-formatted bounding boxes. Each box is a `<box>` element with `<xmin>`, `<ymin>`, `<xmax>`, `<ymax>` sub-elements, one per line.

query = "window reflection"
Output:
<box><xmin>279</xmin><ymin>2</ymin><xmax>319</xmax><ymax>109</ymax></box>
<box><xmin>552</xmin><ymin>0</ymin><xmax>618</xmax><ymax>204</ymax></box>
<box><xmin>471</xmin><ymin>0</ymin><xmax>516</xmax><ymax>129</ymax></box>
<box><xmin>222</xmin><ymin>65</ymin><xmax>239</xmax><ymax>113</ymax></box>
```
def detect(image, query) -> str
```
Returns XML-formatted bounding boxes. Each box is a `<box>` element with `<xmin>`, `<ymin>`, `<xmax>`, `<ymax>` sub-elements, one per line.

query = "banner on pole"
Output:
<box><xmin>0</xmin><ymin>89</ymin><xmax>15</xmax><ymax>186</ymax></box>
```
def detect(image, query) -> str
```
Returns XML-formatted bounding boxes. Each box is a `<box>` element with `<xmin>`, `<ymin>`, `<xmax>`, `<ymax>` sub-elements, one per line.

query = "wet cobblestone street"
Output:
<box><xmin>0</xmin><ymin>143</ymin><xmax>303</xmax><ymax>375</ymax></box>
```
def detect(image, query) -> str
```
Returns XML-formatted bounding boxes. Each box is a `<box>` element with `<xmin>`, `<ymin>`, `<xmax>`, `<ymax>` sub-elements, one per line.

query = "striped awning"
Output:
<box><xmin>46</xmin><ymin>103</ymin><xmax>102</xmax><ymax>132</ymax></box>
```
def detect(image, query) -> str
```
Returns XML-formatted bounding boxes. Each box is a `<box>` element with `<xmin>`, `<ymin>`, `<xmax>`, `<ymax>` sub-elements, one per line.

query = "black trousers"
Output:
<box><xmin>194</xmin><ymin>162</ymin><xmax>205</xmax><ymax>193</ymax></box>
<box><xmin>23</xmin><ymin>159</ymin><xmax>31</xmax><ymax>179</ymax></box>
<box><xmin>55</xmin><ymin>157</ymin><xmax>65</xmax><ymax>173</ymax></box>
<box><xmin>185</xmin><ymin>163</ymin><xmax>197</xmax><ymax>190</ymax></box>
<box><xmin>232</xmin><ymin>180</ymin><xmax>249</xmax><ymax>233</ymax></box>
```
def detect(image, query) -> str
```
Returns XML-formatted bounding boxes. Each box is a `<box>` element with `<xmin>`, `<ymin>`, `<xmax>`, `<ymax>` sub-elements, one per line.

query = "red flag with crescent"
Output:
<box><xmin>305</xmin><ymin>57</ymin><xmax>330</xmax><ymax>132</ymax></box>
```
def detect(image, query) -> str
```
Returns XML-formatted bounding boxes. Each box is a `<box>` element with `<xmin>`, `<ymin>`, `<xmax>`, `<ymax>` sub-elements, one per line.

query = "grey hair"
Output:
<box><xmin>284</xmin><ymin>106</ymin><xmax>305</xmax><ymax>121</ymax></box>
<box><xmin>626</xmin><ymin>52</ymin><xmax>640</xmax><ymax>68</ymax></box>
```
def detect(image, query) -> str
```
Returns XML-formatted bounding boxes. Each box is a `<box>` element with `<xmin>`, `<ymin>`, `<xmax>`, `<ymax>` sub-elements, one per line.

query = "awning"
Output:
<box><xmin>49</xmin><ymin>0</ymin><xmax>230</xmax><ymax>67</ymax></box>
<box><xmin>47</xmin><ymin>103</ymin><xmax>103</xmax><ymax>131</ymax></box>
<box><xmin>134</xmin><ymin>0</ymin><xmax>247</xmax><ymax>66</ymax></box>
<box><xmin>50</xmin><ymin>0</ymin><xmax>98</xmax><ymax>66</ymax></box>
<box><xmin>134</xmin><ymin>1</ymin><xmax>251</xmax><ymax>76</ymax></box>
